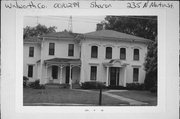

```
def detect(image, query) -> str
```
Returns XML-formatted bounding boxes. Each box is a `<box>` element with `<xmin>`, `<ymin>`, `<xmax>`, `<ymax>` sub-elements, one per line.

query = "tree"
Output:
<box><xmin>99</xmin><ymin>16</ymin><xmax>157</xmax><ymax>91</ymax></box>
<box><xmin>23</xmin><ymin>24</ymin><xmax>57</xmax><ymax>39</ymax></box>
<box><xmin>101</xmin><ymin>16</ymin><xmax>157</xmax><ymax>40</ymax></box>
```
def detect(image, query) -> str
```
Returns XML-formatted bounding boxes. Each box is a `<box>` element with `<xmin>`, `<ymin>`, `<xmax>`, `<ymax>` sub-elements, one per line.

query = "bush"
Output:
<box><xmin>28</xmin><ymin>80</ymin><xmax>45</xmax><ymax>89</ymax></box>
<box><xmin>81</xmin><ymin>81</ymin><xmax>106</xmax><ymax>89</ymax></box>
<box><xmin>150</xmin><ymin>86</ymin><xmax>157</xmax><ymax>93</ymax></box>
<box><xmin>144</xmin><ymin>72</ymin><xmax>157</xmax><ymax>90</ymax></box>
<box><xmin>23</xmin><ymin>76</ymin><xmax>29</xmax><ymax>87</ymax></box>
<box><xmin>126</xmin><ymin>83</ymin><xmax>145</xmax><ymax>90</ymax></box>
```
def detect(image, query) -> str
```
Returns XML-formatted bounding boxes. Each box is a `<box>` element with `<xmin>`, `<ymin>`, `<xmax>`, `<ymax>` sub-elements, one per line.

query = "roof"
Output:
<box><xmin>84</xmin><ymin>30</ymin><xmax>151</xmax><ymax>42</ymax></box>
<box><xmin>40</xmin><ymin>31</ymin><xmax>79</xmax><ymax>39</ymax></box>
<box><xmin>44</xmin><ymin>58</ymin><xmax>81</xmax><ymax>64</ymax></box>
<box><xmin>24</xmin><ymin>37</ymin><xmax>41</xmax><ymax>43</ymax></box>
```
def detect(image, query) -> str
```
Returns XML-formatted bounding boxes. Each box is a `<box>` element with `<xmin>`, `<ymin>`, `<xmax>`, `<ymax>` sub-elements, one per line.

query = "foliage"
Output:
<box><xmin>28</xmin><ymin>80</ymin><xmax>45</xmax><ymax>89</ymax></box>
<box><xmin>23</xmin><ymin>76</ymin><xmax>29</xmax><ymax>87</ymax></box>
<box><xmin>101</xmin><ymin>16</ymin><xmax>157</xmax><ymax>40</ymax></box>
<box><xmin>23</xmin><ymin>24</ymin><xmax>57</xmax><ymax>39</ymax></box>
<box><xmin>81</xmin><ymin>81</ymin><xmax>106</xmax><ymax>89</ymax></box>
<box><xmin>126</xmin><ymin>83</ymin><xmax>145</xmax><ymax>90</ymax></box>
<box><xmin>144</xmin><ymin>40</ymin><xmax>157</xmax><ymax>90</ymax></box>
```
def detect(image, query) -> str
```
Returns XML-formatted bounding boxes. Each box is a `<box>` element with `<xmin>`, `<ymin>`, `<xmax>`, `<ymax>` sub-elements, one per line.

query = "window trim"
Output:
<box><xmin>68</xmin><ymin>44</ymin><xmax>74</xmax><ymax>57</ymax></box>
<box><xmin>29</xmin><ymin>47</ymin><xmax>34</xmax><ymax>57</ymax></box>
<box><xmin>120</xmin><ymin>48</ymin><xmax>126</xmax><ymax>60</ymax></box>
<box><xmin>133</xmin><ymin>68</ymin><xmax>139</xmax><ymax>83</ymax></box>
<box><xmin>105</xmin><ymin>47</ymin><xmax>112</xmax><ymax>59</ymax></box>
<box><xmin>90</xmin><ymin>66</ymin><xmax>97</xmax><ymax>81</ymax></box>
<box><xmin>91</xmin><ymin>46</ymin><xmax>98</xmax><ymax>58</ymax></box>
<box><xmin>49</xmin><ymin>43</ymin><xmax>55</xmax><ymax>55</ymax></box>
<box><xmin>133</xmin><ymin>48</ymin><xmax>140</xmax><ymax>61</ymax></box>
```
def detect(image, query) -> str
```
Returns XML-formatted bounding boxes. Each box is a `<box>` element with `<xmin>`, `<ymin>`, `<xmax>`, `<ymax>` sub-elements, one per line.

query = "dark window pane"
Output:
<box><xmin>90</xmin><ymin>66</ymin><xmax>97</xmax><ymax>80</ymax></box>
<box><xmin>106</xmin><ymin>47</ymin><xmax>112</xmax><ymax>59</ymax></box>
<box><xmin>28</xmin><ymin>65</ymin><xmax>33</xmax><ymax>77</ymax></box>
<box><xmin>133</xmin><ymin>68</ymin><xmax>139</xmax><ymax>82</ymax></box>
<box><xmin>91</xmin><ymin>46</ymin><xmax>98</xmax><ymax>58</ymax></box>
<box><xmin>29</xmin><ymin>47</ymin><xmax>34</xmax><ymax>57</ymax></box>
<box><xmin>120</xmin><ymin>48</ymin><xmax>126</xmax><ymax>60</ymax></box>
<box><xmin>68</xmin><ymin>44</ymin><xmax>74</xmax><ymax>56</ymax></box>
<box><xmin>134</xmin><ymin>49</ymin><xmax>139</xmax><ymax>60</ymax></box>
<box><xmin>52</xmin><ymin>66</ymin><xmax>58</xmax><ymax>79</ymax></box>
<box><xmin>49</xmin><ymin>43</ymin><xmax>55</xmax><ymax>55</ymax></box>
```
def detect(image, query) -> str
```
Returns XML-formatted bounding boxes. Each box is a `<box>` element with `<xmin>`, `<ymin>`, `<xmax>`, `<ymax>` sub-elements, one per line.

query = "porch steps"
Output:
<box><xmin>72</xmin><ymin>83</ymin><xmax>81</xmax><ymax>89</ymax></box>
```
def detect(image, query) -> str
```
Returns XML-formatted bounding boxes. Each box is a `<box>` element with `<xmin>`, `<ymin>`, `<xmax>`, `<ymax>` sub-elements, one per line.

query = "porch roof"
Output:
<box><xmin>103</xmin><ymin>59</ymin><xmax>129</xmax><ymax>67</ymax></box>
<box><xmin>44</xmin><ymin>58</ymin><xmax>81</xmax><ymax>64</ymax></box>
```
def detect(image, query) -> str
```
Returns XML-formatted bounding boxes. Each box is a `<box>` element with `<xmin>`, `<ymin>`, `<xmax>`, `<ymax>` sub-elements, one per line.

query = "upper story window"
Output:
<box><xmin>29</xmin><ymin>47</ymin><xmax>34</xmax><ymax>57</ymax></box>
<box><xmin>120</xmin><ymin>48</ymin><xmax>126</xmax><ymax>60</ymax></box>
<box><xmin>68</xmin><ymin>44</ymin><xmax>74</xmax><ymax>56</ymax></box>
<box><xmin>106</xmin><ymin>47</ymin><xmax>112</xmax><ymax>59</ymax></box>
<box><xmin>91</xmin><ymin>46</ymin><xmax>98</xmax><ymax>58</ymax></box>
<box><xmin>133</xmin><ymin>68</ymin><xmax>139</xmax><ymax>82</ymax></box>
<box><xmin>90</xmin><ymin>66</ymin><xmax>97</xmax><ymax>80</ymax></box>
<box><xmin>133</xmin><ymin>49</ymin><xmax>139</xmax><ymax>61</ymax></box>
<box><xmin>49</xmin><ymin>43</ymin><xmax>55</xmax><ymax>55</ymax></box>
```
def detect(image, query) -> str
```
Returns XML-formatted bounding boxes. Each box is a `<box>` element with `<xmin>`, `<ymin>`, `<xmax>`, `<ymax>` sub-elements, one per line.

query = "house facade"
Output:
<box><xmin>23</xmin><ymin>30</ymin><xmax>151</xmax><ymax>87</ymax></box>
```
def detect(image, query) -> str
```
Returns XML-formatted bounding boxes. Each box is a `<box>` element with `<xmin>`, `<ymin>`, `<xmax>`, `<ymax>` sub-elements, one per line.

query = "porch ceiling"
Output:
<box><xmin>44</xmin><ymin>58</ymin><xmax>81</xmax><ymax>64</ymax></box>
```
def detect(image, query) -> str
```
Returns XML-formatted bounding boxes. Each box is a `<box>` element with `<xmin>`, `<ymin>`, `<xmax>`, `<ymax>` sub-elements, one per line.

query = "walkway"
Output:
<box><xmin>103</xmin><ymin>91</ymin><xmax>148</xmax><ymax>105</ymax></box>
<box><xmin>73</xmin><ymin>89</ymin><xmax>148</xmax><ymax>105</ymax></box>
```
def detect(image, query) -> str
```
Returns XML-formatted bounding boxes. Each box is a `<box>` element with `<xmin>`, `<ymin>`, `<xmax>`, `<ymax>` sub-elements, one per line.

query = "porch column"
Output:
<box><xmin>106</xmin><ymin>67</ymin><xmax>109</xmax><ymax>86</ymax></box>
<box><xmin>124</xmin><ymin>67</ymin><xmax>127</xmax><ymax>87</ymax></box>
<box><xmin>60</xmin><ymin>66</ymin><xmax>63</xmax><ymax>84</ymax></box>
<box><xmin>69</xmin><ymin>65</ymin><xmax>72</xmax><ymax>89</ymax></box>
<box><xmin>45</xmin><ymin>64</ymin><xmax>48</xmax><ymax>84</ymax></box>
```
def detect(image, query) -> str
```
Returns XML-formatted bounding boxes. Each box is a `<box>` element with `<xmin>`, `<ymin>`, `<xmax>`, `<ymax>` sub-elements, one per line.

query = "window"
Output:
<box><xmin>120</xmin><ymin>48</ymin><xmax>126</xmax><ymax>60</ymax></box>
<box><xmin>133</xmin><ymin>68</ymin><xmax>139</xmax><ymax>82</ymax></box>
<box><xmin>90</xmin><ymin>66</ymin><xmax>97</xmax><ymax>80</ymax></box>
<box><xmin>28</xmin><ymin>65</ymin><xmax>33</xmax><ymax>77</ymax></box>
<box><xmin>91</xmin><ymin>46</ymin><xmax>98</xmax><ymax>58</ymax></box>
<box><xmin>49</xmin><ymin>43</ymin><xmax>55</xmax><ymax>55</ymax></box>
<box><xmin>52</xmin><ymin>66</ymin><xmax>58</xmax><ymax>79</ymax></box>
<box><xmin>106</xmin><ymin>47</ymin><xmax>112</xmax><ymax>59</ymax></box>
<box><xmin>134</xmin><ymin>49</ymin><xmax>139</xmax><ymax>60</ymax></box>
<box><xmin>68</xmin><ymin>44</ymin><xmax>74</xmax><ymax>56</ymax></box>
<box><xmin>29</xmin><ymin>47</ymin><xmax>34</xmax><ymax>57</ymax></box>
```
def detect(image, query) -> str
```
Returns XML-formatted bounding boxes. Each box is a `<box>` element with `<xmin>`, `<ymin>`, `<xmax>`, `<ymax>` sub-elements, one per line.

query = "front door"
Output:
<box><xmin>52</xmin><ymin>66</ymin><xmax>58</xmax><ymax>79</ymax></box>
<box><xmin>110</xmin><ymin>67</ymin><xmax>120</xmax><ymax>86</ymax></box>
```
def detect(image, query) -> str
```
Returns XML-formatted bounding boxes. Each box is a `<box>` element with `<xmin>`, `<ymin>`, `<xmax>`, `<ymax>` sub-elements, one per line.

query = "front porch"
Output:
<box><xmin>38</xmin><ymin>58</ymin><xmax>81</xmax><ymax>88</ymax></box>
<box><xmin>103</xmin><ymin>59</ymin><xmax>129</xmax><ymax>87</ymax></box>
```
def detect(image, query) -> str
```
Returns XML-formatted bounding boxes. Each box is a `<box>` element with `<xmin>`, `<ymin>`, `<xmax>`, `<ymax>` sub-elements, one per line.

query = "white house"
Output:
<box><xmin>23</xmin><ymin>29</ymin><xmax>152</xmax><ymax>87</ymax></box>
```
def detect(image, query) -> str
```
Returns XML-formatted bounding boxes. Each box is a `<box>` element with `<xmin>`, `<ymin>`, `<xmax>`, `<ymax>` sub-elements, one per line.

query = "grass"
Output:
<box><xmin>110</xmin><ymin>90</ymin><xmax>157</xmax><ymax>106</ymax></box>
<box><xmin>23</xmin><ymin>88</ymin><xmax>129</xmax><ymax>106</ymax></box>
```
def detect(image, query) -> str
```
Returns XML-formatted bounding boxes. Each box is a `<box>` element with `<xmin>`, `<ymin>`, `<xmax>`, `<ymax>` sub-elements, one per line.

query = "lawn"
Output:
<box><xmin>23</xmin><ymin>88</ymin><xmax>129</xmax><ymax>106</ymax></box>
<box><xmin>110</xmin><ymin>90</ymin><xmax>157</xmax><ymax>106</ymax></box>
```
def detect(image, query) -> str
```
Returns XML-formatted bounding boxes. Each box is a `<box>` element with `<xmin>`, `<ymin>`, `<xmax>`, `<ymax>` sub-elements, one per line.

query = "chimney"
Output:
<box><xmin>96</xmin><ymin>23</ymin><xmax>104</xmax><ymax>31</ymax></box>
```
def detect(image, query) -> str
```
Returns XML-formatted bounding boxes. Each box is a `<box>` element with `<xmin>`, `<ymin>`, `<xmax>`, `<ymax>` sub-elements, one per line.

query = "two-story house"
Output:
<box><xmin>23</xmin><ymin>29</ymin><xmax>151</xmax><ymax>87</ymax></box>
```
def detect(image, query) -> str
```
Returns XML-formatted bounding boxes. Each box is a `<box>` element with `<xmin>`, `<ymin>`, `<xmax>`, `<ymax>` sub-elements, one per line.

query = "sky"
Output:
<box><xmin>24</xmin><ymin>16</ymin><xmax>106</xmax><ymax>33</ymax></box>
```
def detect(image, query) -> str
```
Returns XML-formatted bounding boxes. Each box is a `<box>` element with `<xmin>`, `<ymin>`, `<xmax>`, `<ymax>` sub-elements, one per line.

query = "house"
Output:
<box><xmin>23</xmin><ymin>29</ymin><xmax>152</xmax><ymax>87</ymax></box>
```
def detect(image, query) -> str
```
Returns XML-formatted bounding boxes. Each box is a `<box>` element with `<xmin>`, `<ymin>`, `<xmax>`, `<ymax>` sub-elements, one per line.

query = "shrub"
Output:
<box><xmin>23</xmin><ymin>76</ymin><xmax>29</xmax><ymax>87</ymax></box>
<box><xmin>81</xmin><ymin>81</ymin><xmax>106</xmax><ymax>89</ymax></box>
<box><xmin>28</xmin><ymin>80</ymin><xmax>45</xmax><ymax>89</ymax></box>
<box><xmin>126</xmin><ymin>83</ymin><xmax>145</xmax><ymax>90</ymax></box>
<box><xmin>150</xmin><ymin>86</ymin><xmax>157</xmax><ymax>93</ymax></box>
<box><xmin>144</xmin><ymin>72</ymin><xmax>157</xmax><ymax>90</ymax></box>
